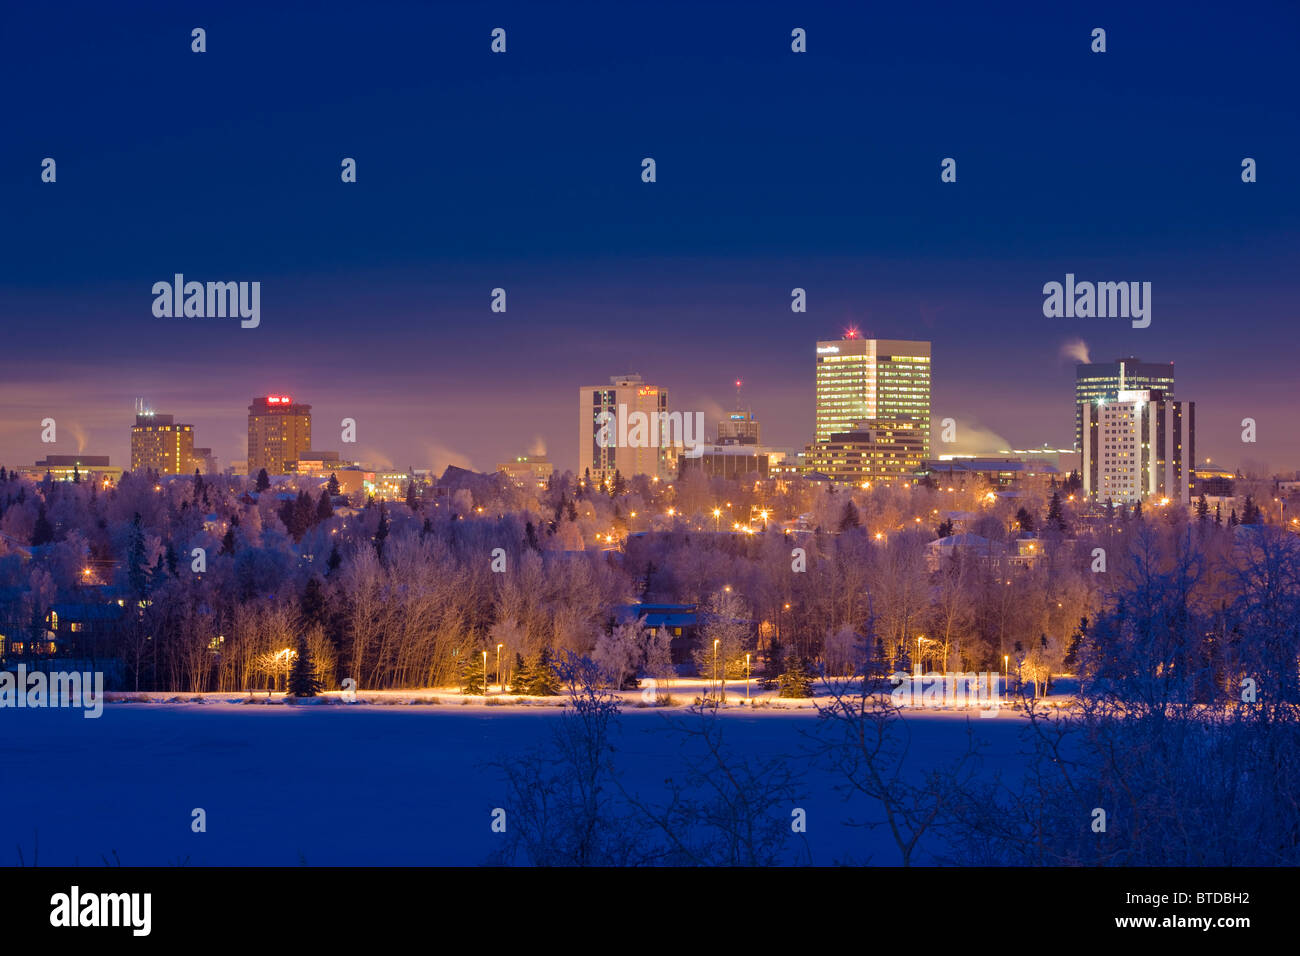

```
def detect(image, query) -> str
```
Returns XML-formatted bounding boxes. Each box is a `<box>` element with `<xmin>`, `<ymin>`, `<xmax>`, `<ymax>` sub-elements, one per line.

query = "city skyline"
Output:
<box><xmin>2</xmin><ymin>3</ymin><xmax>1296</xmax><ymax>480</ymax></box>
<box><xmin>0</xmin><ymin>337</ymin><xmax>1281</xmax><ymax>481</ymax></box>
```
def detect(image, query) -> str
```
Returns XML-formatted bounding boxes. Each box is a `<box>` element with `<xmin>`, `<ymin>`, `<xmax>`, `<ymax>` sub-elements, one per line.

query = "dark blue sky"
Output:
<box><xmin>2</xmin><ymin>1</ymin><xmax>1297</xmax><ymax>475</ymax></box>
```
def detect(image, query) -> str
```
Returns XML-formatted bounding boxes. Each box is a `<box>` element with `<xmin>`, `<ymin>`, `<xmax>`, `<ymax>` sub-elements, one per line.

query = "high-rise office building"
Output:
<box><xmin>131</xmin><ymin>411</ymin><xmax>197</xmax><ymax>474</ymax></box>
<box><xmin>1080</xmin><ymin>389</ymin><xmax>1194</xmax><ymax>505</ymax></box>
<box><xmin>578</xmin><ymin>374</ymin><xmax>676</xmax><ymax>485</ymax></box>
<box><xmin>814</xmin><ymin>335</ymin><xmax>931</xmax><ymax>452</ymax></box>
<box><xmin>247</xmin><ymin>395</ymin><xmax>312</xmax><ymax>476</ymax></box>
<box><xmin>1074</xmin><ymin>358</ymin><xmax>1174</xmax><ymax>451</ymax></box>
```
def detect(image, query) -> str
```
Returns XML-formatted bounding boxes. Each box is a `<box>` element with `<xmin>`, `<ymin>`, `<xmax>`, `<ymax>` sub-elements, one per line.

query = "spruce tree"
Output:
<box><xmin>374</xmin><ymin>502</ymin><xmax>390</xmax><ymax>558</ymax></box>
<box><xmin>326</xmin><ymin>541</ymin><xmax>342</xmax><ymax>575</ymax></box>
<box><xmin>1015</xmin><ymin>507</ymin><xmax>1035</xmax><ymax>532</ymax></box>
<box><xmin>405</xmin><ymin>480</ymin><xmax>419</xmax><ymax>512</ymax></box>
<box><xmin>838</xmin><ymin>500</ymin><xmax>861</xmax><ymax>532</ymax></box>
<box><xmin>301</xmin><ymin>577</ymin><xmax>328</xmax><ymax>630</ymax></box>
<box><xmin>528</xmin><ymin>647</ymin><xmax>561</xmax><ymax>696</ymax></box>
<box><xmin>509</xmin><ymin>652</ymin><xmax>533</xmax><ymax>694</ymax></box>
<box><xmin>316</xmin><ymin>489</ymin><xmax>333</xmax><ymax>522</ymax></box>
<box><xmin>30</xmin><ymin>504</ymin><xmax>54</xmax><ymax>546</ymax></box>
<box><xmin>778</xmin><ymin>655</ymin><xmax>815</xmax><ymax>698</ymax></box>
<box><xmin>287</xmin><ymin>634</ymin><xmax>322</xmax><ymax>697</ymax></box>
<box><xmin>1047</xmin><ymin>492</ymin><xmax>1065</xmax><ymax>531</ymax></box>
<box><xmin>1196</xmin><ymin>494</ymin><xmax>1210</xmax><ymax>522</ymax></box>
<box><xmin>326</xmin><ymin>473</ymin><xmax>340</xmax><ymax>496</ymax></box>
<box><xmin>256</xmin><ymin>468</ymin><xmax>271</xmax><ymax>492</ymax></box>
<box><xmin>459</xmin><ymin>650</ymin><xmax>485</xmax><ymax>695</ymax></box>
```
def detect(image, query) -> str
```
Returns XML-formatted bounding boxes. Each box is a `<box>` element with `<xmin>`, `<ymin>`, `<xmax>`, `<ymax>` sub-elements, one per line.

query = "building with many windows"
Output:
<box><xmin>497</xmin><ymin>455</ymin><xmax>555</xmax><ymax>489</ymax></box>
<box><xmin>804</xmin><ymin>419</ymin><xmax>928</xmax><ymax>486</ymax></box>
<box><xmin>814</xmin><ymin>335</ymin><xmax>930</xmax><ymax>452</ymax></box>
<box><xmin>247</xmin><ymin>395</ymin><xmax>312</xmax><ymax>476</ymax></box>
<box><xmin>1074</xmin><ymin>358</ymin><xmax>1174</xmax><ymax>451</ymax></box>
<box><xmin>1080</xmin><ymin>389</ymin><xmax>1194</xmax><ymax>505</ymax></box>
<box><xmin>578</xmin><ymin>374</ymin><xmax>676</xmax><ymax>485</ymax></box>
<box><xmin>131</xmin><ymin>412</ymin><xmax>198</xmax><ymax>474</ymax></box>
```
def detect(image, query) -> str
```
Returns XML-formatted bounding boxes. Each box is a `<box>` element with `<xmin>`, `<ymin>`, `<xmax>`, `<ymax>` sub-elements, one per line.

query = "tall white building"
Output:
<box><xmin>578</xmin><ymin>374</ymin><xmax>676</xmax><ymax>486</ymax></box>
<box><xmin>1080</xmin><ymin>389</ymin><xmax>1194</xmax><ymax>505</ymax></box>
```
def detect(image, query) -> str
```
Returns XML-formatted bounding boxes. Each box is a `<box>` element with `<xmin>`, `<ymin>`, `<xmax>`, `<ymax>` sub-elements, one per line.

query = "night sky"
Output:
<box><xmin>2</xmin><ymin>1</ymin><xmax>1297</xmax><ymax>476</ymax></box>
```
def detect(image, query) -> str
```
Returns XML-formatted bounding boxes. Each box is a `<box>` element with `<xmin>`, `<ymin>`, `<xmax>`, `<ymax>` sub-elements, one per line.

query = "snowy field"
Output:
<box><xmin>1</xmin><ymin>688</ymin><xmax>1041</xmax><ymax>866</ymax></box>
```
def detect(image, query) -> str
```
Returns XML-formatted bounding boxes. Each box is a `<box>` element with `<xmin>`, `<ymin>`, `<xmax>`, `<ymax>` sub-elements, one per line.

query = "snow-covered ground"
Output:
<box><xmin>2</xmin><ymin>684</ymin><xmax>1044</xmax><ymax>866</ymax></box>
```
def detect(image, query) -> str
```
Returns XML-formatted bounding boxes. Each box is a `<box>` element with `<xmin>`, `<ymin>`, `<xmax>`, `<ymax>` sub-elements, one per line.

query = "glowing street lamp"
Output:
<box><xmin>712</xmin><ymin>507</ymin><xmax>721</xmax><ymax>531</ymax></box>
<box><xmin>713</xmin><ymin>639</ymin><xmax>720</xmax><ymax>701</ymax></box>
<box><xmin>482</xmin><ymin>650</ymin><xmax>488</xmax><ymax>697</ymax></box>
<box><xmin>496</xmin><ymin>643</ymin><xmax>504</xmax><ymax>692</ymax></box>
<box><xmin>745</xmin><ymin>653</ymin><xmax>751</xmax><ymax>700</ymax></box>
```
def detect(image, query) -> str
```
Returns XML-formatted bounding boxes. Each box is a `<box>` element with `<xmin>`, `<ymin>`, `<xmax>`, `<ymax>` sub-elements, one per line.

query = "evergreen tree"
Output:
<box><xmin>1228</xmin><ymin>508</ymin><xmax>1239</xmax><ymax>527</ymax></box>
<box><xmin>255</xmin><ymin>468</ymin><xmax>271</xmax><ymax>492</ymax></box>
<box><xmin>316</xmin><ymin>489</ymin><xmax>333</xmax><ymax>522</ymax></box>
<box><xmin>374</xmin><ymin>502</ymin><xmax>390</xmax><ymax>559</ymax></box>
<box><xmin>838</xmin><ymin>499</ymin><xmax>861</xmax><ymax>532</ymax></box>
<box><xmin>220</xmin><ymin>526</ymin><xmax>236</xmax><ymax>555</ymax></box>
<box><xmin>524</xmin><ymin>520</ymin><xmax>540</xmax><ymax>552</ymax></box>
<box><xmin>528</xmin><ymin>647</ymin><xmax>561</xmax><ymax>696</ymax></box>
<box><xmin>326</xmin><ymin>472</ymin><xmax>341</xmax><ymax>497</ymax></box>
<box><xmin>778</xmin><ymin>655</ymin><xmax>815</xmax><ymax>698</ymax></box>
<box><xmin>1132</xmin><ymin>500</ymin><xmax>1143</xmax><ymax>522</ymax></box>
<box><xmin>759</xmin><ymin>639</ymin><xmax>784</xmax><ymax>690</ymax></box>
<box><xmin>405</xmin><ymin>480</ymin><xmax>419</xmax><ymax>512</ymax></box>
<box><xmin>1196</xmin><ymin>494</ymin><xmax>1210</xmax><ymax>522</ymax></box>
<box><xmin>72</xmin><ymin>463</ymin><xmax>81</xmax><ymax>484</ymax></box>
<box><xmin>1242</xmin><ymin>495</ymin><xmax>1260</xmax><ymax>525</ymax></box>
<box><xmin>127</xmin><ymin>513</ymin><xmax>148</xmax><ymax>595</ymax></box>
<box><xmin>165</xmin><ymin>542</ymin><xmax>178</xmax><ymax>576</ymax></box>
<box><xmin>459</xmin><ymin>650</ymin><xmax>485</xmax><ymax>695</ymax></box>
<box><xmin>30</xmin><ymin>504</ymin><xmax>54</xmax><ymax>546</ymax></box>
<box><xmin>935</xmin><ymin>518</ymin><xmax>954</xmax><ymax>538</ymax></box>
<box><xmin>509</xmin><ymin>652</ymin><xmax>533</xmax><ymax>694</ymax></box>
<box><xmin>287</xmin><ymin>634</ymin><xmax>322</xmax><ymax>697</ymax></box>
<box><xmin>565</xmin><ymin>500</ymin><xmax>578</xmax><ymax>522</ymax></box>
<box><xmin>1015</xmin><ymin>506</ymin><xmax>1035</xmax><ymax>532</ymax></box>
<box><xmin>641</xmin><ymin>560</ymin><xmax>657</xmax><ymax>599</ymax></box>
<box><xmin>1215</xmin><ymin>502</ymin><xmax>1222</xmax><ymax>526</ymax></box>
<box><xmin>1047</xmin><ymin>492</ymin><xmax>1066</xmax><ymax>531</ymax></box>
<box><xmin>611</xmin><ymin>469</ymin><xmax>627</xmax><ymax>496</ymax></box>
<box><xmin>326</xmin><ymin>541</ymin><xmax>342</xmax><ymax>575</ymax></box>
<box><xmin>301</xmin><ymin>577</ymin><xmax>328</xmax><ymax>630</ymax></box>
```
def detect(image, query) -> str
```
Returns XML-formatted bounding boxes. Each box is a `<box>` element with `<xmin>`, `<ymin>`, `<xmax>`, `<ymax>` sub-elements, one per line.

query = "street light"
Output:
<box><xmin>482</xmin><ymin>651</ymin><xmax>488</xmax><ymax>697</ymax></box>
<box><xmin>1003</xmin><ymin>655</ymin><xmax>1009</xmax><ymax>701</ymax></box>
<box><xmin>745</xmin><ymin>653</ymin><xmax>751</xmax><ymax>700</ymax></box>
<box><xmin>714</xmin><ymin>639</ymin><xmax>720</xmax><ymax>702</ymax></box>
<box><xmin>712</xmin><ymin>508</ymin><xmax>721</xmax><ymax>531</ymax></box>
<box><xmin>496</xmin><ymin>643</ymin><xmax>503</xmax><ymax>692</ymax></box>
